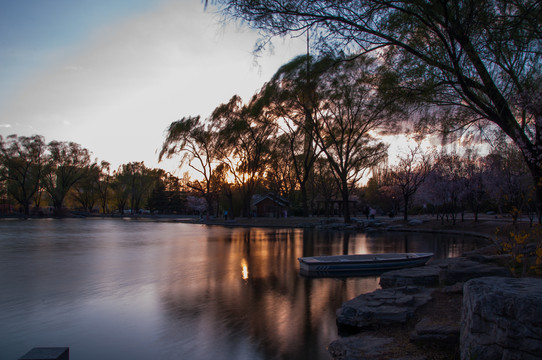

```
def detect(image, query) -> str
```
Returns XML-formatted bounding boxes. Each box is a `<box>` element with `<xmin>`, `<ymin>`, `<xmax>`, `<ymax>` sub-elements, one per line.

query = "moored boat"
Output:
<box><xmin>298</xmin><ymin>252</ymin><xmax>433</xmax><ymax>277</ymax></box>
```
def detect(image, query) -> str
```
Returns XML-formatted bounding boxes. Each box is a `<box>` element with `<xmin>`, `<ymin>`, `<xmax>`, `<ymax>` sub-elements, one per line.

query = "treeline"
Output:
<box><xmin>0</xmin><ymin>134</ymin><xmax>197</xmax><ymax>217</ymax></box>
<box><xmin>159</xmin><ymin>53</ymin><xmax>538</xmax><ymax>223</ymax></box>
<box><xmin>2</xmin><ymin>52</ymin><xmax>537</xmax><ymax>222</ymax></box>
<box><xmin>370</xmin><ymin>145</ymin><xmax>536</xmax><ymax>224</ymax></box>
<box><xmin>0</xmin><ymin>131</ymin><xmax>535</xmax><ymax>222</ymax></box>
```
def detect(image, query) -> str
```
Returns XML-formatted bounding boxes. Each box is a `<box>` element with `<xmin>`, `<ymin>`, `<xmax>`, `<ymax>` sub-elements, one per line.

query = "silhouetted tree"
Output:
<box><xmin>483</xmin><ymin>144</ymin><xmax>535</xmax><ymax>223</ymax></box>
<box><xmin>160</xmin><ymin>116</ymin><xmax>220</xmax><ymax>216</ymax></box>
<box><xmin>311</xmin><ymin>56</ymin><xmax>389</xmax><ymax>223</ymax></box>
<box><xmin>113</xmin><ymin>162</ymin><xmax>156</xmax><ymax>214</ymax></box>
<box><xmin>0</xmin><ymin>134</ymin><xmax>46</xmax><ymax>215</ymax></box>
<box><xmin>420</xmin><ymin>151</ymin><xmax>468</xmax><ymax>224</ymax></box>
<box><xmin>265</xmin><ymin>134</ymin><xmax>296</xmax><ymax>199</ymax></box>
<box><xmin>211</xmin><ymin>95</ymin><xmax>276</xmax><ymax>217</ymax></box>
<box><xmin>218</xmin><ymin>0</ymin><xmax>542</xmax><ymax>218</ymax></box>
<box><xmin>386</xmin><ymin>145</ymin><xmax>432</xmax><ymax>221</ymax></box>
<box><xmin>95</xmin><ymin>161</ymin><xmax>112</xmax><ymax>214</ymax></box>
<box><xmin>42</xmin><ymin>141</ymin><xmax>93</xmax><ymax>216</ymax></box>
<box><xmin>72</xmin><ymin>164</ymin><xmax>100</xmax><ymax>212</ymax></box>
<box><xmin>252</xmin><ymin>55</ymin><xmax>334</xmax><ymax>215</ymax></box>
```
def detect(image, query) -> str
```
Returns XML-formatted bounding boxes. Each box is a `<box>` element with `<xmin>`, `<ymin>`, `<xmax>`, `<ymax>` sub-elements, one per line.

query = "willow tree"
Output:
<box><xmin>211</xmin><ymin>95</ymin><xmax>277</xmax><ymax>217</ymax></box>
<box><xmin>217</xmin><ymin>0</ymin><xmax>542</xmax><ymax>218</ymax></box>
<box><xmin>311</xmin><ymin>56</ymin><xmax>390</xmax><ymax>223</ymax></box>
<box><xmin>113</xmin><ymin>162</ymin><xmax>156</xmax><ymax>214</ymax></box>
<box><xmin>251</xmin><ymin>55</ymin><xmax>334</xmax><ymax>216</ymax></box>
<box><xmin>159</xmin><ymin>116</ymin><xmax>220</xmax><ymax>216</ymax></box>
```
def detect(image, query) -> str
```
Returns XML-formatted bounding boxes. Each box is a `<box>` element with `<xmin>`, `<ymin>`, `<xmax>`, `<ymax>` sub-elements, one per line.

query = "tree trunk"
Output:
<box><xmin>23</xmin><ymin>201</ymin><xmax>30</xmax><ymax>216</ymax></box>
<box><xmin>300</xmin><ymin>182</ymin><xmax>309</xmax><ymax>217</ymax></box>
<box><xmin>535</xmin><ymin>179</ymin><xmax>542</xmax><ymax>224</ymax></box>
<box><xmin>403</xmin><ymin>194</ymin><xmax>409</xmax><ymax>222</ymax></box>
<box><xmin>523</xmin><ymin>153</ymin><xmax>542</xmax><ymax>224</ymax></box>
<box><xmin>341</xmin><ymin>189</ymin><xmax>351</xmax><ymax>224</ymax></box>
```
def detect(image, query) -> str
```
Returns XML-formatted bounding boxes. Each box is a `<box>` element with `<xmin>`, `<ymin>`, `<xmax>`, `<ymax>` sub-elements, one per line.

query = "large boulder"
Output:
<box><xmin>461</xmin><ymin>277</ymin><xmax>542</xmax><ymax>360</ymax></box>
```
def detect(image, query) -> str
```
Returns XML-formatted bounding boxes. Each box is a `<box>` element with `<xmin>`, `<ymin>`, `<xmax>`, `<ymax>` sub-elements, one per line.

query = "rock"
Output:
<box><xmin>410</xmin><ymin>317</ymin><xmax>460</xmax><ymax>346</ymax></box>
<box><xmin>328</xmin><ymin>335</ymin><xmax>395</xmax><ymax>360</ymax></box>
<box><xmin>328</xmin><ymin>335</ymin><xmax>427</xmax><ymax>360</ymax></box>
<box><xmin>461</xmin><ymin>277</ymin><xmax>542</xmax><ymax>360</ymax></box>
<box><xmin>465</xmin><ymin>253</ymin><xmax>512</xmax><ymax>267</ymax></box>
<box><xmin>439</xmin><ymin>258</ymin><xmax>511</xmax><ymax>285</ymax></box>
<box><xmin>441</xmin><ymin>282</ymin><xmax>464</xmax><ymax>294</ymax></box>
<box><xmin>462</xmin><ymin>244</ymin><xmax>500</xmax><ymax>257</ymax></box>
<box><xmin>336</xmin><ymin>286</ymin><xmax>434</xmax><ymax>329</ymax></box>
<box><xmin>379</xmin><ymin>265</ymin><xmax>441</xmax><ymax>289</ymax></box>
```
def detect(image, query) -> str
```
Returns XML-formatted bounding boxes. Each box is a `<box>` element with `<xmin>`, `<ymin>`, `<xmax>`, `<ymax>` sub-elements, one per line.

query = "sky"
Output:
<box><xmin>0</xmin><ymin>0</ymin><xmax>307</xmax><ymax>175</ymax></box>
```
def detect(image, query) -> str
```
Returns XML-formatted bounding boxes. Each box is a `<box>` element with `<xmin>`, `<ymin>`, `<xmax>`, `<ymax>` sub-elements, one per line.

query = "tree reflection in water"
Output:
<box><xmin>158</xmin><ymin>227</ymin><xmax>485</xmax><ymax>359</ymax></box>
<box><xmin>0</xmin><ymin>220</ymin><xmax>486</xmax><ymax>360</ymax></box>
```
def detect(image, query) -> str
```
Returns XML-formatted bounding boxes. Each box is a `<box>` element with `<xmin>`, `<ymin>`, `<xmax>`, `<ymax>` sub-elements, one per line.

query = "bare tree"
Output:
<box><xmin>386</xmin><ymin>145</ymin><xmax>432</xmax><ymax>221</ymax></box>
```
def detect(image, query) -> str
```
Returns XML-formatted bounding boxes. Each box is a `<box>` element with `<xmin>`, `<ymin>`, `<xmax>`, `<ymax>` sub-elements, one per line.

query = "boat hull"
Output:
<box><xmin>298</xmin><ymin>253</ymin><xmax>433</xmax><ymax>277</ymax></box>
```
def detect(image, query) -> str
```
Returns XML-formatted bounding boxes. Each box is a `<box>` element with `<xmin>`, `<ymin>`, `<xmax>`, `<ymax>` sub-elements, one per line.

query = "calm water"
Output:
<box><xmin>0</xmin><ymin>219</ymin><xmax>486</xmax><ymax>360</ymax></box>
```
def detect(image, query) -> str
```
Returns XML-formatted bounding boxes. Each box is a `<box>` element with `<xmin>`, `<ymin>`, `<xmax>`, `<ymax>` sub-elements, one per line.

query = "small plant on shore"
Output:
<box><xmin>496</xmin><ymin>226</ymin><xmax>542</xmax><ymax>276</ymax></box>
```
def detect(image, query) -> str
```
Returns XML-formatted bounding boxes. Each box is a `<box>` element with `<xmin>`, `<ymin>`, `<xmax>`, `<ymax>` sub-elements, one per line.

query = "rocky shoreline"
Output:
<box><xmin>328</xmin><ymin>252</ymin><xmax>542</xmax><ymax>360</ymax></box>
<box><xmin>205</xmin><ymin>214</ymin><xmax>542</xmax><ymax>359</ymax></box>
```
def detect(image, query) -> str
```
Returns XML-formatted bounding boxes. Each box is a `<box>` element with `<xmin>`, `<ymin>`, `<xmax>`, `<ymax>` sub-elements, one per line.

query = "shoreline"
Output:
<box><xmin>2</xmin><ymin>212</ymin><xmax>527</xmax><ymax>238</ymax></box>
<box><xmin>3</xmin><ymin>213</ymin><xmax>535</xmax><ymax>359</ymax></box>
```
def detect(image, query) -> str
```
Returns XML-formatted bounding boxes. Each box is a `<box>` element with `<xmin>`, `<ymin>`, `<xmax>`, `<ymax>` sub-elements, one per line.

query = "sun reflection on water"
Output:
<box><xmin>241</xmin><ymin>258</ymin><xmax>249</xmax><ymax>281</ymax></box>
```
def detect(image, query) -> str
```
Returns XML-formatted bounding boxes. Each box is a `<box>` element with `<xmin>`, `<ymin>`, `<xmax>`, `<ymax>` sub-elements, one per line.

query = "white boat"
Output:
<box><xmin>298</xmin><ymin>252</ymin><xmax>433</xmax><ymax>276</ymax></box>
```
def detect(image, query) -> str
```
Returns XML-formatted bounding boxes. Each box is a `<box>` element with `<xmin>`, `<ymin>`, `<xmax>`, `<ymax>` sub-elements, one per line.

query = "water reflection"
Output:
<box><xmin>0</xmin><ymin>220</ymin><xmax>486</xmax><ymax>360</ymax></box>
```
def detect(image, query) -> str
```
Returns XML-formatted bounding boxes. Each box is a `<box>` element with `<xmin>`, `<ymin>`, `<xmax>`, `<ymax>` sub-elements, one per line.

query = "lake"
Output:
<box><xmin>0</xmin><ymin>218</ymin><xmax>487</xmax><ymax>360</ymax></box>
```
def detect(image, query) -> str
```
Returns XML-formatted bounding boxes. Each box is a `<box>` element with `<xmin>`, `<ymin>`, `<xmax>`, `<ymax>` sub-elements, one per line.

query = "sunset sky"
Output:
<box><xmin>0</xmin><ymin>0</ymin><xmax>307</xmax><ymax>173</ymax></box>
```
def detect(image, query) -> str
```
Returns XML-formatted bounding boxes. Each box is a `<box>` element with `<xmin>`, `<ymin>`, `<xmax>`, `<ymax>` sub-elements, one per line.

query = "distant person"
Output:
<box><xmin>363</xmin><ymin>206</ymin><xmax>370</xmax><ymax>219</ymax></box>
<box><xmin>369</xmin><ymin>207</ymin><xmax>376</xmax><ymax>219</ymax></box>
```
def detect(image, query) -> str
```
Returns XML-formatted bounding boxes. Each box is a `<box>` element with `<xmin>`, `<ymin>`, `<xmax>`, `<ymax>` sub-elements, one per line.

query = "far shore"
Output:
<box><xmin>3</xmin><ymin>212</ymin><xmax>536</xmax><ymax>243</ymax></box>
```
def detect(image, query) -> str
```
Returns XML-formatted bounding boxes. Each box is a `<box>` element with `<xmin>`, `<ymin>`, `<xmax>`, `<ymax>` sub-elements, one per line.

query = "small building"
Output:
<box><xmin>252</xmin><ymin>193</ymin><xmax>289</xmax><ymax>217</ymax></box>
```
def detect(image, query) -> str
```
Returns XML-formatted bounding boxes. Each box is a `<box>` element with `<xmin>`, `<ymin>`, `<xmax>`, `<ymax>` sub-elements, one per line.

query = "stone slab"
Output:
<box><xmin>19</xmin><ymin>347</ymin><xmax>69</xmax><ymax>360</ymax></box>
<box><xmin>440</xmin><ymin>259</ymin><xmax>511</xmax><ymax>285</ymax></box>
<box><xmin>379</xmin><ymin>265</ymin><xmax>441</xmax><ymax>289</ymax></box>
<box><xmin>336</xmin><ymin>286</ymin><xmax>433</xmax><ymax>329</ymax></box>
<box><xmin>329</xmin><ymin>334</ymin><xmax>428</xmax><ymax>360</ymax></box>
<box><xmin>410</xmin><ymin>317</ymin><xmax>460</xmax><ymax>345</ymax></box>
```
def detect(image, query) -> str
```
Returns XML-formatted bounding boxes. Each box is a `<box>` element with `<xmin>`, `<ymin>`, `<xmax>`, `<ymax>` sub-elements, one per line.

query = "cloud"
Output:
<box><xmin>0</xmin><ymin>1</ymin><xmax>306</xmax><ymax>173</ymax></box>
